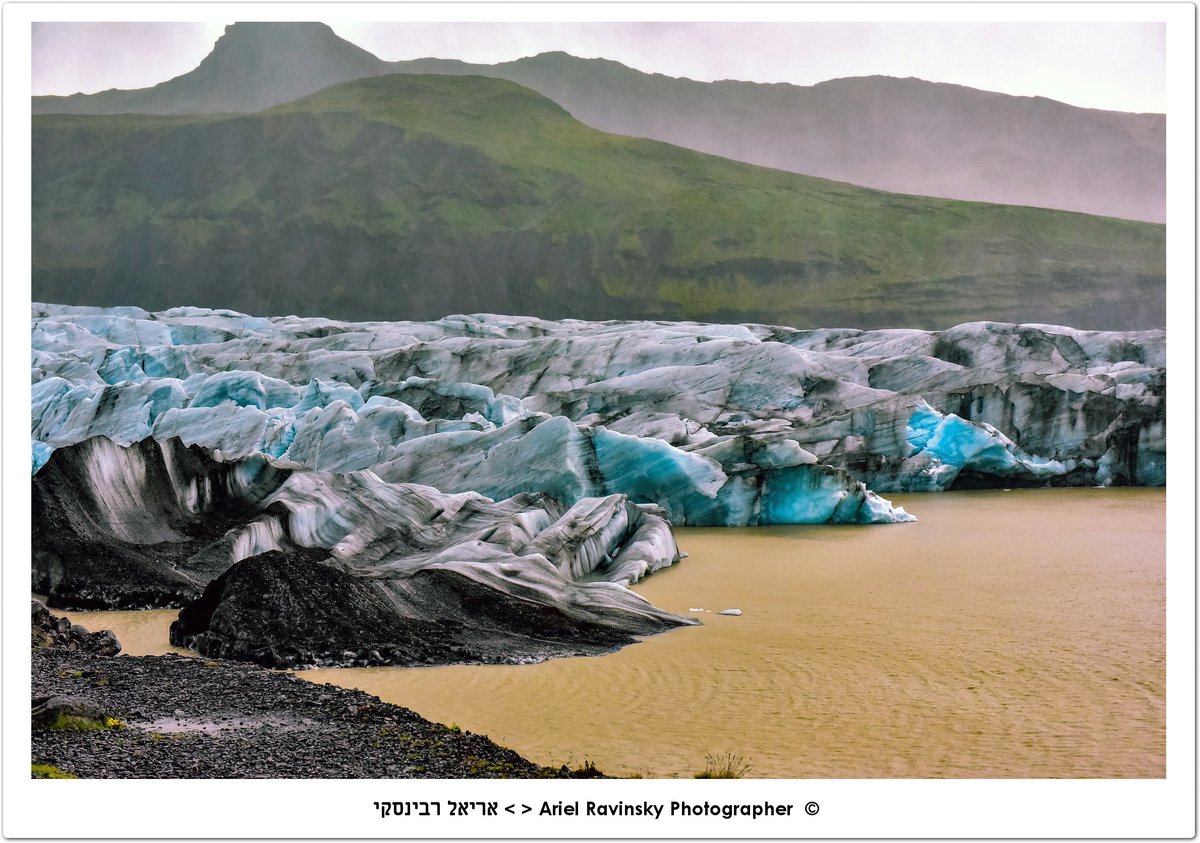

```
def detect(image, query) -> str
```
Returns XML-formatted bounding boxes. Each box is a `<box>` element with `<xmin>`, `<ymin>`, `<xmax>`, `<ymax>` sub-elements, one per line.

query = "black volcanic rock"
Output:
<box><xmin>169</xmin><ymin>550</ymin><xmax>678</xmax><ymax>669</ymax></box>
<box><xmin>31</xmin><ymin>648</ymin><xmax>579</xmax><ymax>778</ymax></box>
<box><xmin>31</xmin><ymin>599</ymin><xmax>122</xmax><ymax>656</ymax></box>
<box><xmin>32</xmin><ymin>694</ymin><xmax>114</xmax><ymax>732</ymax></box>
<box><xmin>169</xmin><ymin>550</ymin><xmax>460</xmax><ymax>668</ymax></box>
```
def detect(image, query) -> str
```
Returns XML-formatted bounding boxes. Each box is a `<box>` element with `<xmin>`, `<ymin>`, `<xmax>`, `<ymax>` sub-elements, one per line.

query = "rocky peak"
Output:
<box><xmin>190</xmin><ymin>21</ymin><xmax>384</xmax><ymax>91</ymax></box>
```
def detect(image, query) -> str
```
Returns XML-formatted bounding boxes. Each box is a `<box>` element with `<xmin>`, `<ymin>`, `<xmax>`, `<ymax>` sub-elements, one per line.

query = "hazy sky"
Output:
<box><xmin>31</xmin><ymin>20</ymin><xmax>1166</xmax><ymax>113</ymax></box>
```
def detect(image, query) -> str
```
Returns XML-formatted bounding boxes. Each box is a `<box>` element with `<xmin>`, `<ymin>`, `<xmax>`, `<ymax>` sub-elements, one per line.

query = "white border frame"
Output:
<box><xmin>4</xmin><ymin>4</ymin><xmax>1195</xmax><ymax>839</ymax></box>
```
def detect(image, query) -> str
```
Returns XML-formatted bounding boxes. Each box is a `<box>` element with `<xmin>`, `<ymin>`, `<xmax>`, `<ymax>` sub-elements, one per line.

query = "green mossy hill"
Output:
<box><xmin>33</xmin><ymin>74</ymin><xmax>1164</xmax><ymax>329</ymax></box>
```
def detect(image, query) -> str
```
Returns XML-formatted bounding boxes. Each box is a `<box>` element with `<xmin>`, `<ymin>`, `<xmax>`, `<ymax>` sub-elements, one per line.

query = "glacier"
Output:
<box><xmin>29</xmin><ymin>304</ymin><xmax>1165</xmax><ymax>666</ymax></box>
<box><xmin>32</xmin><ymin>304</ymin><xmax>1165</xmax><ymax>496</ymax></box>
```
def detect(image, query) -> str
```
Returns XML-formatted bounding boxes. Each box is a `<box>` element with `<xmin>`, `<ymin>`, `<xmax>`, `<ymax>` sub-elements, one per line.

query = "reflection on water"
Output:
<box><xmin>63</xmin><ymin>488</ymin><xmax>1166</xmax><ymax>778</ymax></box>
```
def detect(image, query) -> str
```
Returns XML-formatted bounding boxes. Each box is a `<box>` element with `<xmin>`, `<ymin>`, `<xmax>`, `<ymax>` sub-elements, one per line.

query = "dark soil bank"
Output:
<box><xmin>31</xmin><ymin>647</ymin><xmax>582</xmax><ymax>779</ymax></box>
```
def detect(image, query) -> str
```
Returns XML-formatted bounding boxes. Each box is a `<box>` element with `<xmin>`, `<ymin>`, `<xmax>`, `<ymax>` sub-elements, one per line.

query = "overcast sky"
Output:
<box><xmin>31</xmin><ymin>20</ymin><xmax>1166</xmax><ymax>113</ymax></box>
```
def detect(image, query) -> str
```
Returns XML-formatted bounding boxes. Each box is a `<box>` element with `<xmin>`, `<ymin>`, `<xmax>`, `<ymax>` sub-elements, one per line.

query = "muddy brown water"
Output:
<box><xmin>59</xmin><ymin>488</ymin><xmax>1165</xmax><ymax>778</ymax></box>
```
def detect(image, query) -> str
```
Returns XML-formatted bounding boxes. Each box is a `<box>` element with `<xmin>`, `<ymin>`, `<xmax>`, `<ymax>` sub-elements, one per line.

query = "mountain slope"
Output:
<box><xmin>391</xmin><ymin>52</ymin><xmax>1166</xmax><ymax>223</ymax></box>
<box><xmin>32</xmin><ymin>74</ymin><xmax>1165</xmax><ymax>329</ymax></box>
<box><xmin>32</xmin><ymin>23</ymin><xmax>1165</xmax><ymax>222</ymax></box>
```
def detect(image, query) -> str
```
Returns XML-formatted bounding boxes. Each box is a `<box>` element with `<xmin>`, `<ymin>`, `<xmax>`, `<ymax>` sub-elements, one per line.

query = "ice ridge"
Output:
<box><xmin>32</xmin><ymin>307</ymin><xmax>1165</xmax><ymax>517</ymax></box>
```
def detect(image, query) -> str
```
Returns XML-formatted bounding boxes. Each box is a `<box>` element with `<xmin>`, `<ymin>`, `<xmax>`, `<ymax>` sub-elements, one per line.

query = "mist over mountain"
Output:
<box><xmin>33</xmin><ymin>74</ymin><xmax>1163</xmax><ymax>329</ymax></box>
<box><xmin>398</xmin><ymin>53</ymin><xmax>1166</xmax><ymax>224</ymax></box>
<box><xmin>32</xmin><ymin>22</ymin><xmax>1165</xmax><ymax>223</ymax></box>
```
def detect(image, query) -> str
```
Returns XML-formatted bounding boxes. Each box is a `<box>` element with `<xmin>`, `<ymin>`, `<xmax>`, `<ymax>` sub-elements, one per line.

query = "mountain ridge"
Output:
<box><xmin>32</xmin><ymin>72</ymin><xmax>1164</xmax><ymax>329</ymax></box>
<box><xmin>32</xmin><ymin>22</ymin><xmax>1165</xmax><ymax>222</ymax></box>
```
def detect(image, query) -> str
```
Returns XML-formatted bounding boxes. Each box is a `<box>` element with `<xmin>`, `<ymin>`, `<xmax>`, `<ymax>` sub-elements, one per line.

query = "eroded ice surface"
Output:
<box><xmin>34</xmin><ymin>436</ymin><xmax>693</xmax><ymax>665</ymax></box>
<box><xmin>32</xmin><ymin>306</ymin><xmax>1165</xmax><ymax>501</ymax></box>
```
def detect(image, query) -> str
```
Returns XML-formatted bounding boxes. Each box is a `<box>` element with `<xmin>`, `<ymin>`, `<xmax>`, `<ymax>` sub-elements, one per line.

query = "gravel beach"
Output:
<box><xmin>31</xmin><ymin>609</ymin><xmax>589</xmax><ymax>779</ymax></box>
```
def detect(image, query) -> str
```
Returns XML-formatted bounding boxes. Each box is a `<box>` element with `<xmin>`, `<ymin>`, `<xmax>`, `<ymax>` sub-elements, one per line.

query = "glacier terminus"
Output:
<box><xmin>30</xmin><ymin>304</ymin><xmax>1165</xmax><ymax>667</ymax></box>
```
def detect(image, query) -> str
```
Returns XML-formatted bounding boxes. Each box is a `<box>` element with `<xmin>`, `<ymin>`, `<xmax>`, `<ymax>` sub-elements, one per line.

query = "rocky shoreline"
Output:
<box><xmin>31</xmin><ymin>605</ymin><xmax>592</xmax><ymax>779</ymax></box>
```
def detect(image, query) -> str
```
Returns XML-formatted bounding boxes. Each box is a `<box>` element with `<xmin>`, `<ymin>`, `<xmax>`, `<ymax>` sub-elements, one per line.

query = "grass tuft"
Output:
<box><xmin>569</xmin><ymin>758</ymin><xmax>605</xmax><ymax>778</ymax></box>
<box><xmin>694</xmin><ymin>752</ymin><xmax>753</xmax><ymax>779</ymax></box>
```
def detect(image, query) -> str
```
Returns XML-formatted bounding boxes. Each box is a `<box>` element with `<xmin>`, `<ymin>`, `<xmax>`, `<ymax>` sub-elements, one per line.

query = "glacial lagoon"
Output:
<box><xmin>63</xmin><ymin>487</ymin><xmax>1165</xmax><ymax>778</ymax></box>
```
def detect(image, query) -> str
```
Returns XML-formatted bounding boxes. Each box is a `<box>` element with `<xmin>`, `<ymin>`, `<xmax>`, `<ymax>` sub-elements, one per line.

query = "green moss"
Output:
<box><xmin>48</xmin><ymin>713</ymin><xmax>123</xmax><ymax>732</ymax></box>
<box><xmin>463</xmin><ymin>755</ymin><xmax>528</xmax><ymax>777</ymax></box>
<box><xmin>31</xmin><ymin>763</ymin><xmax>77</xmax><ymax>779</ymax></box>
<box><xmin>437</xmin><ymin>198</ymin><xmax>497</xmax><ymax>232</ymax></box>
